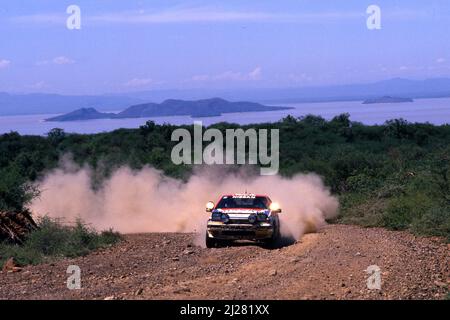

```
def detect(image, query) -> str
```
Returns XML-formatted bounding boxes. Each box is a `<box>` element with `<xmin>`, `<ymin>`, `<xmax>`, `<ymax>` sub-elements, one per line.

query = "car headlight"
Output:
<box><xmin>221</xmin><ymin>213</ymin><xmax>230</xmax><ymax>223</ymax></box>
<box><xmin>257</xmin><ymin>213</ymin><xmax>268</xmax><ymax>222</ymax></box>
<box><xmin>248</xmin><ymin>214</ymin><xmax>257</xmax><ymax>224</ymax></box>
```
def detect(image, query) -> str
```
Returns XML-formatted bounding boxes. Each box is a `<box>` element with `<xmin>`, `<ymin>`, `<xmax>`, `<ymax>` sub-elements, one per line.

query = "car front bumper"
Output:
<box><xmin>206</xmin><ymin>221</ymin><xmax>274</xmax><ymax>240</ymax></box>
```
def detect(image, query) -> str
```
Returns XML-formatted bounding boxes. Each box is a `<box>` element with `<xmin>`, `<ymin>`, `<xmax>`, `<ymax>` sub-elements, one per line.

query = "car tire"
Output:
<box><xmin>262</xmin><ymin>221</ymin><xmax>280</xmax><ymax>248</ymax></box>
<box><xmin>216</xmin><ymin>239</ymin><xmax>232</xmax><ymax>248</ymax></box>
<box><xmin>205</xmin><ymin>233</ymin><xmax>218</xmax><ymax>248</ymax></box>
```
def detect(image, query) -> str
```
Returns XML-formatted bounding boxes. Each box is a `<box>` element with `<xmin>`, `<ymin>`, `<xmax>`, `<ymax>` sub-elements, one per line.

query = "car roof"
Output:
<box><xmin>221</xmin><ymin>194</ymin><xmax>270</xmax><ymax>198</ymax></box>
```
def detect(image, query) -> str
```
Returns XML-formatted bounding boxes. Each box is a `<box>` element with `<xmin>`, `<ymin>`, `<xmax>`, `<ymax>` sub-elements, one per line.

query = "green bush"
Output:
<box><xmin>0</xmin><ymin>217</ymin><xmax>122</xmax><ymax>266</ymax></box>
<box><xmin>411</xmin><ymin>207</ymin><xmax>450</xmax><ymax>240</ymax></box>
<box><xmin>382</xmin><ymin>194</ymin><xmax>434</xmax><ymax>230</ymax></box>
<box><xmin>0</xmin><ymin>165</ymin><xmax>39</xmax><ymax>212</ymax></box>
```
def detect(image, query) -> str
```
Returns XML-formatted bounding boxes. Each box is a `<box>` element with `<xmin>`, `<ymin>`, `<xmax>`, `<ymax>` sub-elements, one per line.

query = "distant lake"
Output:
<box><xmin>1</xmin><ymin>97</ymin><xmax>449</xmax><ymax>135</ymax></box>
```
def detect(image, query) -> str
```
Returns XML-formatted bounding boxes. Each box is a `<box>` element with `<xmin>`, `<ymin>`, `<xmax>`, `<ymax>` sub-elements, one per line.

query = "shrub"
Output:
<box><xmin>0</xmin><ymin>166</ymin><xmax>39</xmax><ymax>212</ymax></box>
<box><xmin>382</xmin><ymin>194</ymin><xmax>433</xmax><ymax>230</ymax></box>
<box><xmin>411</xmin><ymin>207</ymin><xmax>450</xmax><ymax>240</ymax></box>
<box><xmin>0</xmin><ymin>216</ymin><xmax>121</xmax><ymax>266</ymax></box>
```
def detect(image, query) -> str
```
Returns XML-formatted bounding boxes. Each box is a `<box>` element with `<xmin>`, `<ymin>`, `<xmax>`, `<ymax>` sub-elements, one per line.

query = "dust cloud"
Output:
<box><xmin>29</xmin><ymin>161</ymin><xmax>339</xmax><ymax>242</ymax></box>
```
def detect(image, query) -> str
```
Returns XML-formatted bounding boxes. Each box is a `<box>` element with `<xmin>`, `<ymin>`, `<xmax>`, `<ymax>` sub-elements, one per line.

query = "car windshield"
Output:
<box><xmin>216</xmin><ymin>196</ymin><xmax>270</xmax><ymax>209</ymax></box>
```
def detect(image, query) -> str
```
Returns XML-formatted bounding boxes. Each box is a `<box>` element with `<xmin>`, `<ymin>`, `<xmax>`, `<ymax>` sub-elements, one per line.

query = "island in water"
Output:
<box><xmin>362</xmin><ymin>96</ymin><xmax>414</xmax><ymax>104</ymax></box>
<box><xmin>46</xmin><ymin>98</ymin><xmax>293</xmax><ymax>122</ymax></box>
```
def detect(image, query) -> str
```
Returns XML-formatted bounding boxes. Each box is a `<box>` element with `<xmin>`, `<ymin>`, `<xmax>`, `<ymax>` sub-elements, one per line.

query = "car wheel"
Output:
<box><xmin>205</xmin><ymin>233</ymin><xmax>217</xmax><ymax>248</ymax></box>
<box><xmin>262</xmin><ymin>222</ymin><xmax>280</xmax><ymax>248</ymax></box>
<box><xmin>216</xmin><ymin>239</ymin><xmax>232</xmax><ymax>247</ymax></box>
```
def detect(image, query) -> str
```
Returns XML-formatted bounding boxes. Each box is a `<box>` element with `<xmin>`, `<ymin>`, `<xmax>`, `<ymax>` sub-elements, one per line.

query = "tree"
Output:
<box><xmin>0</xmin><ymin>165</ymin><xmax>39</xmax><ymax>212</ymax></box>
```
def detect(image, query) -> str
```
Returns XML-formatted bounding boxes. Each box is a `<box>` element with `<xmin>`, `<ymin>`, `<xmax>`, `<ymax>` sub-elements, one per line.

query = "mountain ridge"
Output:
<box><xmin>45</xmin><ymin>98</ymin><xmax>293</xmax><ymax>122</ymax></box>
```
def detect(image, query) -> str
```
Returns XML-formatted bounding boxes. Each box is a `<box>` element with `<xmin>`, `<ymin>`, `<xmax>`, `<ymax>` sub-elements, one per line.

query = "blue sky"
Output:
<box><xmin>0</xmin><ymin>0</ymin><xmax>449</xmax><ymax>95</ymax></box>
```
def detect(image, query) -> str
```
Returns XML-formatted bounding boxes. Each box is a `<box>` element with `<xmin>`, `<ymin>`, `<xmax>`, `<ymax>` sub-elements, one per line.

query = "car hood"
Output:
<box><xmin>214</xmin><ymin>208</ymin><xmax>269</xmax><ymax>217</ymax></box>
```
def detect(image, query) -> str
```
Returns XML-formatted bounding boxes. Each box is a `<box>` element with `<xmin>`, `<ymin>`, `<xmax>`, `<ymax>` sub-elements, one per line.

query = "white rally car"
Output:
<box><xmin>205</xmin><ymin>193</ymin><xmax>282</xmax><ymax>248</ymax></box>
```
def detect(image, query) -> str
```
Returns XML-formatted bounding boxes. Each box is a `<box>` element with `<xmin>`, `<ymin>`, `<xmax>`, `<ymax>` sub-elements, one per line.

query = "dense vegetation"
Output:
<box><xmin>0</xmin><ymin>217</ymin><xmax>121</xmax><ymax>266</ymax></box>
<box><xmin>0</xmin><ymin>114</ymin><xmax>449</xmax><ymax>241</ymax></box>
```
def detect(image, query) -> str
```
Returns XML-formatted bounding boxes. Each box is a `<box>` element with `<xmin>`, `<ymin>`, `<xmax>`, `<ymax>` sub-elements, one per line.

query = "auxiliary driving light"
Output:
<box><xmin>257</xmin><ymin>213</ymin><xmax>268</xmax><ymax>222</ymax></box>
<box><xmin>212</xmin><ymin>212</ymin><xmax>222</xmax><ymax>221</ymax></box>
<box><xmin>221</xmin><ymin>213</ymin><xmax>230</xmax><ymax>223</ymax></box>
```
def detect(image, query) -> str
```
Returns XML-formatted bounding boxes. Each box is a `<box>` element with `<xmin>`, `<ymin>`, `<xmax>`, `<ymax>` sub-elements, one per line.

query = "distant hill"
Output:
<box><xmin>46</xmin><ymin>108</ymin><xmax>117</xmax><ymax>122</ymax></box>
<box><xmin>45</xmin><ymin>98</ymin><xmax>293</xmax><ymax>122</ymax></box>
<box><xmin>362</xmin><ymin>96</ymin><xmax>414</xmax><ymax>104</ymax></box>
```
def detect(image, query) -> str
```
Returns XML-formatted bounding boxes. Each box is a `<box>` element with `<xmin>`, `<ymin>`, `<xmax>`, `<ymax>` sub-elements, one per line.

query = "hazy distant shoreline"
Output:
<box><xmin>1</xmin><ymin>78</ymin><xmax>450</xmax><ymax>117</ymax></box>
<box><xmin>1</xmin><ymin>97</ymin><xmax>449</xmax><ymax>136</ymax></box>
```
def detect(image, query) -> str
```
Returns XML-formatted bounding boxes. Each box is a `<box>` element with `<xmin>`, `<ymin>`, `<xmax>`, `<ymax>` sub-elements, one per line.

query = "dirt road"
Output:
<box><xmin>0</xmin><ymin>224</ymin><xmax>448</xmax><ymax>300</ymax></box>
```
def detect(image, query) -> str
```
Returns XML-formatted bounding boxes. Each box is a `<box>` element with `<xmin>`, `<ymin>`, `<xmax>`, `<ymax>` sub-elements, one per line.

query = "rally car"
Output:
<box><xmin>205</xmin><ymin>193</ymin><xmax>282</xmax><ymax>248</ymax></box>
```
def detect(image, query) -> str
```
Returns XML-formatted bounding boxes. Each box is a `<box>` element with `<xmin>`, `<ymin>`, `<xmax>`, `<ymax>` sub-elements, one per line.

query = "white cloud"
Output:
<box><xmin>191</xmin><ymin>74</ymin><xmax>210</xmax><ymax>82</ymax></box>
<box><xmin>436</xmin><ymin>58</ymin><xmax>446</xmax><ymax>64</ymax></box>
<box><xmin>36</xmin><ymin>56</ymin><xmax>75</xmax><ymax>66</ymax></box>
<box><xmin>11</xmin><ymin>7</ymin><xmax>370</xmax><ymax>26</ymax></box>
<box><xmin>88</xmin><ymin>8</ymin><xmax>428</xmax><ymax>25</ymax></box>
<box><xmin>53</xmin><ymin>56</ymin><xmax>75</xmax><ymax>65</ymax></box>
<box><xmin>124</xmin><ymin>78</ymin><xmax>154</xmax><ymax>87</ymax></box>
<box><xmin>192</xmin><ymin>67</ymin><xmax>262</xmax><ymax>82</ymax></box>
<box><xmin>36</xmin><ymin>61</ymin><xmax>47</xmax><ymax>66</ymax></box>
<box><xmin>9</xmin><ymin>6</ymin><xmax>429</xmax><ymax>26</ymax></box>
<box><xmin>288</xmin><ymin>73</ymin><xmax>313</xmax><ymax>83</ymax></box>
<box><xmin>248</xmin><ymin>67</ymin><xmax>262</xmax><ymax>80</ymax></box>
<box><xmin>27</xmin><ymin>81</ymin><xmax>48</xmax><ymax>90</ymax></box>
<box><xmin>90</xmin><ymin>8</ymin><xmax>275</xmax><ymax>24</ymax></box>
<box><xmin>0</xmin><ymin>59</ymin><xmax>11</xmax><ymax>69</ymax></box>
<box><xmin>10</xmin><ymin>14</ymin><xmax>65</xmax><ymax>24</ymax></box>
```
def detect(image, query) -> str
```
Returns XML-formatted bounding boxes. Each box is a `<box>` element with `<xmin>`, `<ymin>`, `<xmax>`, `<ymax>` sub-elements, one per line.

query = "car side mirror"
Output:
<box><xmin>206</xmin><ymin>201</ymin><xmax>215</xmax><ymax>212</ymax></box>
